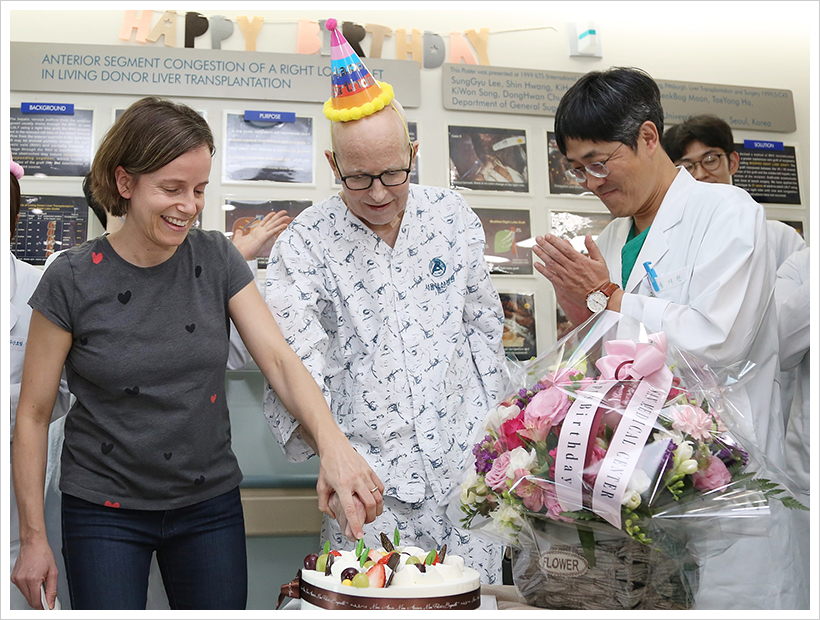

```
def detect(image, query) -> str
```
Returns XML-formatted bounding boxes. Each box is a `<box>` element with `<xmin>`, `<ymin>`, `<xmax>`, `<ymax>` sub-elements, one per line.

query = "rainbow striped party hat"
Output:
<box><xmin>323</xmin><ymin>18</ymin><xmax>394</xmax><ymax>122</ymax></box>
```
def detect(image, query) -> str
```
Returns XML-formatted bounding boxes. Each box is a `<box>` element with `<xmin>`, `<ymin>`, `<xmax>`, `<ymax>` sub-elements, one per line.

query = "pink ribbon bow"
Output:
<box><xmin>595</xmin><ymin>332</ymin><xmax>672</xmax><ymax>388</ymax></box>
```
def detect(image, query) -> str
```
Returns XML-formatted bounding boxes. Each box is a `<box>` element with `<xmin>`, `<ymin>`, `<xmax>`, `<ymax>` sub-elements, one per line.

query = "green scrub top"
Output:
<box><xmin>621</xmin><ymin>223</ymin><xmax>651</xmax><ymax>290</ymax></box>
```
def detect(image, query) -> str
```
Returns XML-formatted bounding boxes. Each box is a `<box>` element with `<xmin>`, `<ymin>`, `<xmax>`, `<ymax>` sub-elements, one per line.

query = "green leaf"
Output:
<box><xmin>355</xmin><ymin>538</ymin><xmax>364</xmax><ymax>557</ymax></box>
<box><xmin>577</xmin><ymin>527</ymin><xmax>597</xmax><ymax>569</ymax></box>
<box><xmin>323</xmin><ymin>540</ymin><xmax>331</xmax><ymax>555</ymax></box>
<box><xmin>425</xmin><ymin>550</ymin><xmax>437</xmax><ymax>565</ymax></box>
<box><xmin>780</xmin><ymin>496</ymin><xmax>810</xmax><ymax>511</ymax></box>
<box><xmin>394</xmin><ymin>526</ymin><xmax>400</xmax><ymax>547</ymax></box>
<box><xmin>359</xmin><ymin>546</ymin><xmax>370</xmax><ymax>567</ymax></box>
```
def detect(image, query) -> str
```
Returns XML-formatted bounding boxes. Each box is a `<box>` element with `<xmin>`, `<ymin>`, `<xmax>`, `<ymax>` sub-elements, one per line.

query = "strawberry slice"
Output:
<box><xmin>367</xmin><ymin>549</ymin><xmax>384</xmax><ymax>562</ymax></box>
<box><xmin>377</xmin><ymin>551</ymin><xmax>395</xmax><ymax>565</ymax></box>
<box><xmin>329</xmin><ymin>550</ymin><xmax>342</xmax><ymax>557</ymax></box>
<box><xmin>366</xmin><ymin>563</ymin><xmax>386</xmax><ymax>588</ymax></box>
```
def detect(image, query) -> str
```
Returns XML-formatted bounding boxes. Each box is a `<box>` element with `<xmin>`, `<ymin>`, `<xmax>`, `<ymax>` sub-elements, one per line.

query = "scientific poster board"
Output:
<box><xmin>223</xmin><ymin>198</ymin><xmax>312</xmax><ymax>268</ymax></box>
<box><xmin>549</xmin><ymin>211</ymin><xmax>614</xmax><ymax>253</ymax></box>
<box><xmin>223</xmin><ymin>113</ymin><xmax>314</xmax><ymax>184</ymax></box>
<box><xmin>547</xmin><ymin>131</ymin><xmax>592</xmax><ymax>196</ymax></box>
<box><xmin>13</xmin><ymin>195</ymin><xmax>89</xmax><ymax>265</ymax></box>
<box><xmin>499</xmin><ymin>292</ymin><xmax>537</xmax><ymax>361</ymax></box>
<box><xmin>448</xmin><ymin>125</ymin><xmax>529</xmax><ymax>193</ymax></box>
<box><xmin>472</xmin><ymin>207</ymin><xmax>533</xmax><ymax>275</ymax></box>
<box><xmin>732</xmin><ymin>143</ymin><xmax>801</xmax><ymax>205</ymax></box>
<box><xmin>10</xmin><ymin>107</ymin><xmax>93</xmax><ymax>178</ymax></box>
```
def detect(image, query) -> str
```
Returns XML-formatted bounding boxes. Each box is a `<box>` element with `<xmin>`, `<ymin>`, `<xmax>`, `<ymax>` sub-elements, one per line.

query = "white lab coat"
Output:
<box><xmin>767</xmin><ymin>220</ymin><xmax>806</xmax><ymax>271</ymax></box>
<box><xmin>767</xmin><ymin>221</ymin><xmax>807</xmax><ymax>425</ymax></box>
<box><xmin>595</xmin><ymin>170</ymin><xmax>801</xmax><ymax>609</ymax></box>
<box><xmin>9</xmin><ymin>253</ymin><xmax>71</xmax><ymax>609</ymax></box>
<box><xmin>775</xmin><ymin>247</ymin><xmax>810</xmax><ymax>607</ymax></box>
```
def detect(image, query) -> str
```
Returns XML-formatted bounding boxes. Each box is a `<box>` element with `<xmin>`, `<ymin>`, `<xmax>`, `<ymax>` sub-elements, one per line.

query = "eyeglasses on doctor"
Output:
<box><xmin>564</xmin><ymin>142</ymin><xmax>624</xmax><ymax>184</ymax></box>
<box><xmin>332</xmin><ymin>145</ymin><xmax>414</xmax><ymax>191</ymax></box>
<box><xmin>677</xmin><ymin>152</ymin><xmax>728</xmax><ymax>173</ymax></box>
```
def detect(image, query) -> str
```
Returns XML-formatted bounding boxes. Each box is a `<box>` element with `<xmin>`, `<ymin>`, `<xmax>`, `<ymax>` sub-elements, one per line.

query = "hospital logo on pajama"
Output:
<box><xmin>430</xmin><ymin>257</ymin><xmax>447</xmax><ymax>278</ymax></box>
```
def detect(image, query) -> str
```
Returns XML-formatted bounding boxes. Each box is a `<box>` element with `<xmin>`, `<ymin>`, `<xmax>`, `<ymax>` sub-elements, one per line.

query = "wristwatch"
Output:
<box><xmin>586</xmin><ymin>282</ymin><xmax>619</xmax><ymax>313</ymax></box>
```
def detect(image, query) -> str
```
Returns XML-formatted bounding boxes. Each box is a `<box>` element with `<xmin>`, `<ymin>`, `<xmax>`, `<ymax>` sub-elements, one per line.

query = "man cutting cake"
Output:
<box><xmin>263</xmin><ymin>20</ymin><xmax>508</xmax><ymax>584</ymax></box>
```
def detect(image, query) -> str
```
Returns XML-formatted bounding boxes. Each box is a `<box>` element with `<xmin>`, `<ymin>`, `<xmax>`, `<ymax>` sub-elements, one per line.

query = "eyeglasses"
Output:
<box><xmin>332</xmin><ymin>146</ymin><xmax>414</xmax><ymax>191</ymax></box>
<box><xmin>565</xmin><ymin>143</ymin><xmax>624</xmax><ymax>184</ymax></box>
<box><xmin>677</xmin><ymin>152</ymin><xmax>727</xmax><ymax>173</ymax></box>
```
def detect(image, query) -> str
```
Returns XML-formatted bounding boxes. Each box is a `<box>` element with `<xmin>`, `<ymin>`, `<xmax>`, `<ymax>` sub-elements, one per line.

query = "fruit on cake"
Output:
<box><xmin>284</xmin><ymin>530</ymin><xmax>481</xmax><ymax>610</ymax></box>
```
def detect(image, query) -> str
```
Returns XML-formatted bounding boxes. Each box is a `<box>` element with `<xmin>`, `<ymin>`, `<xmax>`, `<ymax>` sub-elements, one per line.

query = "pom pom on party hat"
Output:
<box><xmin>323</xmin><ymin>18</ymin><xmax>394</xmax><ymax>122</ymax></box>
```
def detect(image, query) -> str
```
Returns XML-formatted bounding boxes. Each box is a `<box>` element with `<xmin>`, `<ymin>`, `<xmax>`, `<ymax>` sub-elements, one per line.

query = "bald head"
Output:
<box><xmin>330</xmin><ymin>100</ymin><xmax>411</xmax><ymax>166</ymax></box>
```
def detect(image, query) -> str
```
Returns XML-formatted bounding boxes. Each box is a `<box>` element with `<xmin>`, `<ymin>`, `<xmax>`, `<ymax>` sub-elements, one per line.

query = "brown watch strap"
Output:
<box><xmin>599</xmin><ymin>282</ymin><xmax>619</xmax><ymax>298</ymax></box>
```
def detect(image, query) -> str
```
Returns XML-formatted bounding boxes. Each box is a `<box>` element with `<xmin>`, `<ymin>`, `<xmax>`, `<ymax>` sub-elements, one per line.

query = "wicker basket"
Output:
<box><xmin>511</xmin><ymin>520</ymin><xmax>698</xmax><ymax>610</ymax></box>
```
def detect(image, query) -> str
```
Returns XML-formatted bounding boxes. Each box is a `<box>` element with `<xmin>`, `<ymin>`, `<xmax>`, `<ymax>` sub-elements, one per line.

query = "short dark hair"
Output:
<box><xmin>661</xmin><ymin>114</ymin><xmax>735</xmax><ymax>162</ymax></box>
<box><xmin>82</xmin><ymin>173</ymin><xmax>107</xmax><ymax>229</ymax></box>
<box><xmin>90</xmin><ymin>97</ymin><xmax>214</xmax><ymax>217</ymax></box>
<box><xmin>554</xmin><ymin>67</ymin><xmax>664</xmax><ymax>155</ymax></box>
<box><xmin>10</xmin><ymin>172</ymin><xmax>20</xmax><ymax>241</ymax></box>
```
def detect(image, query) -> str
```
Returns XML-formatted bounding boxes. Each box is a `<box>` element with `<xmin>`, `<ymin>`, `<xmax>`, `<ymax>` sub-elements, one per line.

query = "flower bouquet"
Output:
<box><xmin>456</xmin><ymin>311</ymin><xmax>805</xmax><ymax>610</ymax></box>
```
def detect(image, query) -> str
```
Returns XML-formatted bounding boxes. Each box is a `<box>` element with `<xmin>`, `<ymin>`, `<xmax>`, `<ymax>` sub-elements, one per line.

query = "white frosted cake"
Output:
<box><xmin>295</xmin><ymin>540</ymin><xmax>481</xmax><ymax>610</ymax></box>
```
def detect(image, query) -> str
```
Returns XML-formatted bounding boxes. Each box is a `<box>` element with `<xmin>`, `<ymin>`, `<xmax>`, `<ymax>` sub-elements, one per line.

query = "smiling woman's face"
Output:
<box><xmin>115</xmin><ymin>144</ymin><xmax>211</xmax><ymax>253</ymax></box>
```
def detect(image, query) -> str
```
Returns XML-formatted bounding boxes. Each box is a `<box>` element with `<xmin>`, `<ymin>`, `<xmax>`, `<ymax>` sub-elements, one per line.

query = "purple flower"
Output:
<box><xmin>714</xmin><ymin>438</ymin><xmax>748</xmax><ymax>469</ymax></box>
<box><xmin>473</xmin><ymin>435</ymin><xmax>499</xmax><ymax>474</ymax></box>
<box><xmin>660</xmin><ymin>440</ymin><xmax>677</xmax><ymax>475</ymax></box>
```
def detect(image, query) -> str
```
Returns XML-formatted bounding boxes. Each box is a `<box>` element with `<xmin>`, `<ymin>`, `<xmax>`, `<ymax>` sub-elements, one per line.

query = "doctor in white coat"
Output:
<box><xmin>532</xmin><ymin>68</ymin><xmax>803</xmax><ymax>609</ymax></box>
<box><xmin>9</xmin><ymin>159</ymin><xmax>71</xmax><ymax>610</ymax></box>
<box><xmin>775</xmin><ymin>247</ymin><xmax>810</xmax><ymax>593</ymax></box>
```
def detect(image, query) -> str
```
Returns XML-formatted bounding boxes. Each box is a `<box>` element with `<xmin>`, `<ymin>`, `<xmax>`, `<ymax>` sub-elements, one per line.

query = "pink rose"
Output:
<box><xmin>499</xmin><ymin>413</ymin><xmax>527</xmax><ymax>451</ymax></box>
<box><xmin>485</xmin><ymin>452</ymin><xmax>511</xmax><ymax>492</ymax></box>
<box><xmin>582</xmin><ymin>442</ymin><xmax>608</xmax><ymax>489</ymax></box>
<box><xmin>692</xmin><ymin>455</ymin><xmax>732</xmax><ymax>491</ymax></box>
<box><xmin>541</xmin><ymin>367</ymin><xmax>582</xmax><ymax>388</ymax></box>
<box><xmin>542</xmin><ymin>481</ymin><xmax>574</xmax><ymax>523</ymax></box>
<box><xmin>671</xmin><ymin>404</ymin><xmax>713</xmax><ymax>442</ymax></box>
<box><xmin>524</xmin><ymin>386</ymin><xmax>570</xmax><ymax>430</ymax></box>
<box><xmin>548</xmin><ymin>448</ymin><xmax>557</xmax><ymax>479</ymax></box>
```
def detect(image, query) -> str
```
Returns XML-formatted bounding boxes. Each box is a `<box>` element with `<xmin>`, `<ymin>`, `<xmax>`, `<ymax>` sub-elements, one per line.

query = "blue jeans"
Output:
<box><xmin>61</xmin><ymin>487</ymin><xmax>247</xmax><ymax>610</ymax></box>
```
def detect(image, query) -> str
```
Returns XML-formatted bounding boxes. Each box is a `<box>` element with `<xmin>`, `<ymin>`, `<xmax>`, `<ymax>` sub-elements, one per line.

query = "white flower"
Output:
<box><xmin>621</xmin><ymin>469</ymin><xmax>651</xmax><ymax>509</ymax></box>
<box><xmin>653</xmin><ymin>427</ymin><xmax>685</xmax><ymax>446</ymax></box>
<box><xmin>506</xmin><ymin>447</ymin><xmax>537</xmax><ymax>478</ymax></box>
<box><xmin>484</xmin><ymin>404</ymin><xmax>520</xmax><ymax>433</ymax></box>
<box><xmin>488</xmin><ymin>504</ymin><xmax>524</xmax><ymax>534</ymax></box>
<box><xmin>461</xmin><ymin>470</ymin><xmax>481</xmax><ymax>505</ymax></box>
<box><xmin>675</xmin><ymin>440</ymin><xmax>694</xmax><ymax>463</ymax></box>
<box><xmin>460</xmin><ymin>470</ymin><xmax>490</xmax><ymax>505</ymax></box>
<box><xmin>672</xmin><ymin>441</ymin><xmax>698</xmax><ymax>475</ymax></box>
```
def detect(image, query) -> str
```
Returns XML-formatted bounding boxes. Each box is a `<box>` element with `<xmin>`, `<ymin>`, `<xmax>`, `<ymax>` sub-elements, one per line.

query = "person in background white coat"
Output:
<box><xmin>775</xmin><ymin>246</ymin><xmax>810</xmax><ymax>590</ymax></box>
<box><xmin>661</xmin><ymin>114</ymin><xmax>805</xmax><ymax>270</ymax></box>
<box><xmin>9</xmin><ymin>155</ymin><xmax>71</xmax><ymax>610</ymax></box>
<box><xmin>661</xmin><ymin>115</ymin><xmax>807</xmax><ymax>428</ymax></box>
<box><xmin>532</xmin><ymin>67</ymin><xmax>802</xmax><ymax>609</ymax></box>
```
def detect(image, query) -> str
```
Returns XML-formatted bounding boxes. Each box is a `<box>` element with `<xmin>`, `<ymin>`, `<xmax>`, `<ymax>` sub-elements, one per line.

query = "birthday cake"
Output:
<box><xmin>290</xmin><ymin>533</ymin><xmax>481</xmax><ymax>610</ymax></box>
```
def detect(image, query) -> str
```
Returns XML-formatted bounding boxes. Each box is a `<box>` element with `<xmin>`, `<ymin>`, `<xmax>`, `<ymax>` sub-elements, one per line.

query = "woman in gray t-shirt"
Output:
<box><xmin>12</xmin><ymin>97</ymin><xmax>384</xmax><ymax>610</ymax></box>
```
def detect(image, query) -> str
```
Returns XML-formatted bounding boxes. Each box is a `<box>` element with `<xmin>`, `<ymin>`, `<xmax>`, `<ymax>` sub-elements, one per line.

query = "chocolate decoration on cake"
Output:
<box><xmin>325</xmin><ymin>552</ymin><xmax>335</xmax><ymax>576</ymax></box>
<box><xmin>439</xmin><ymin>544</ymin><xmax>447</xmax><ymax>563</ymax></box>
<box><xmin>384</xmin><ymin>552</ymin><xmax>401</xmax><ymax>587</ymax></box>
<box><xmin>380</xmin><ymin>532</ymin><xmax>395</xmax><ymax>552</ymax></box>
